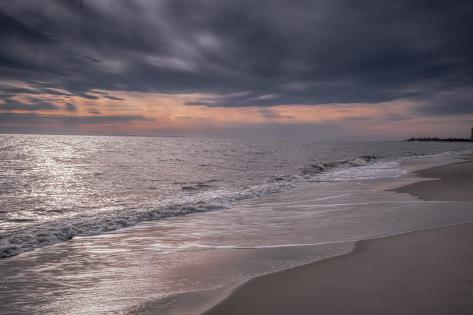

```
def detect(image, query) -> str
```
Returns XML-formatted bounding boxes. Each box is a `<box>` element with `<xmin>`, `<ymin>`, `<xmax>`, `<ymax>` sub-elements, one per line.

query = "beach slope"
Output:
<box><xmin>393</xmin><ymin>156</ymin><xmax>473</xmax><ymax>202</ymax></box>
<box><xmin>205</xmin><ymin>158</ymin><xmax>473</xmax><ymax>315</ymax></box>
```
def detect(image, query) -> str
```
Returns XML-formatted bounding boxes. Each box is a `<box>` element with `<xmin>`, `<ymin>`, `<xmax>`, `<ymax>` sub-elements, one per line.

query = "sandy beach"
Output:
<box><xmin>2</xmin><ymin>1</ymin><xmax>473</xmax><ymax>313</ymax></box>
<box><xmin>394</xmin><ymin>156</ymin><xmax>473</xmax><ymax>202</ymax></box>
<box><xmin>205</xmin><ymin>157</ymin><xmax>473</xmax><ymax>315</ymax></box>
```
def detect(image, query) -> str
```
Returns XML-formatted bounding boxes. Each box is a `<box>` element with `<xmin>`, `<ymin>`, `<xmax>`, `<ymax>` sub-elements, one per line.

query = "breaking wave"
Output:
<box><xmin>0</xmin><ymin>151</ymin><xmax>465</xmax><ymax>258</ymax></box>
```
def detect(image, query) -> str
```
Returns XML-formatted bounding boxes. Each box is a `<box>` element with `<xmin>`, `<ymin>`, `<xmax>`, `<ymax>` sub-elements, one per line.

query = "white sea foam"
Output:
<box><xmin>0</xmin><ymin>155</ymin><xmax>438</xmax><ymax>258</ymax></box>
<box><xmin>1</xmin><ymin>134</ymin><xmax>472</xmax><ymax>258</ymax></box>
<box><xmin>313</xmin><ymin>160</ymin><xmax>406</xmax><ymax>181</ymax></box>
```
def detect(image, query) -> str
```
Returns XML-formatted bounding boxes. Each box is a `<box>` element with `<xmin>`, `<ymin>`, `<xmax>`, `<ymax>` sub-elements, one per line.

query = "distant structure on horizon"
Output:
<box><xmin>406</xmin><ymin>127</ymin><xmax>473</xmax><ymax>142</ymax></box>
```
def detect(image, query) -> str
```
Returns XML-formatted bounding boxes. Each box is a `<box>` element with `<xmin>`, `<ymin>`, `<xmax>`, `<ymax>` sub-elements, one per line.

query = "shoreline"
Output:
<box><xmin>2</xmin><ymin>151</ymin><xmax>473</xmax><ymax>314</ymax></box>
<box><xmin>0</xmin><ymin>150</ymin><xmax>468</xmax><ymax>260</ymax></box>
<box><xmin>204</xmin><ymin>156</ymin><xmax>473</xmax><ymax>314</ymax></box>
<box><xmin>392</xmin><ymin>155</ymin><xmax>473</xmax><ymax>202</ymax></box>
<box><xmin>205</xmin><ymin>223</ymin><xmax>473</xmax><ymax>315</ymax></box>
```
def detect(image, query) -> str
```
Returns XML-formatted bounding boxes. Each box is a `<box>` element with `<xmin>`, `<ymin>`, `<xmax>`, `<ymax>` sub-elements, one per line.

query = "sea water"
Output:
<box><xmin>1</xmin><ymin>134</ymin><xmax>472</xmax><ymax>257</ymax></box>
<box><xmin>1</xmin><ymin>134</ymin><xmax>473</xmax><ymax>314</ymax></box>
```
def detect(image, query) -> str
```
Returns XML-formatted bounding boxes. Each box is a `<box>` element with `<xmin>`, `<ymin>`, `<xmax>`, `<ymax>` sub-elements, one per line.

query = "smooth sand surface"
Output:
<box><xmin>205</xmin><ymin>158</ymin><xmax>473</xmax><ymax>315</ymax></box>
<box><xmin>393</xmin><ymin>156</ymin><xmax>473</xmax><ymax>202</ymax></box>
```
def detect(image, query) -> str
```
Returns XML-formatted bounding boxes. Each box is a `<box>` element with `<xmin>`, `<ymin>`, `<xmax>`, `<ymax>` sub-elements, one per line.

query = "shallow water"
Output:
<box><xmin>1</xmin><ymin>135</ymin><xmax>473</xmax><ymax>314</ymax></box>
<box><xmin>1</xmin><ymin>153</ymin><xmax>473</xmax><ymax>314</ymax></box>
<box><xmin>1</xmin><ymin>134</ymin><xmax>472</xmax><ymax>257</ymax></box>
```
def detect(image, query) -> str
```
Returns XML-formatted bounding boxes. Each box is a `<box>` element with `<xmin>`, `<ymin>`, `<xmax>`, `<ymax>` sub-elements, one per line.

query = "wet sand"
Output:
<box><xmin>393</xmin><ymin>155</ymin><xmax>473</xmax><ymax>202</ymax></box>
<box><xmin>205</xmin><ymin>157</ymin><xmax>473</xmax><ymax>315</ymax></box>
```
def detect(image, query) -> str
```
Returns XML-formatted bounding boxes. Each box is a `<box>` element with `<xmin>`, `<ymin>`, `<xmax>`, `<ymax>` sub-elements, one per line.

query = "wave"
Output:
<box><xmin>0</xmin><ymin>181</ymin><xmax>292</xmax><ymax>258</ymax></box>
<box><xmin>300</xmin><ymin>155</ymin><xmax>379</xmax><ymax>176</ymax></box>
<box><xmin>0</xmin><ymin>150</ymin><xmax>466</xmax><ymax>258</ymax></box>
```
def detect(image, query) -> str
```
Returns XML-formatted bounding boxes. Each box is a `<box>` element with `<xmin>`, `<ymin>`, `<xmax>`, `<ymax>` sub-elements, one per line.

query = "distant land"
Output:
<box><xmin>406</xmin><ymin>128</ymin><xmax>473</xmax><ymax>142</ymax></box>
<box><xmin>405</xmin><ymin>138</ymin><xmax>472</xmax><ymax>142</ymax></box>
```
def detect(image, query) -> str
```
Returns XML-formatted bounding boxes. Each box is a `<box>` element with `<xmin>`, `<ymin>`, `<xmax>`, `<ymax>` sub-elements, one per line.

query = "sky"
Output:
<box><xmin>0</xmin><ymin>0</ymin><xmax>472</xmax><ymax>139</ymax></box>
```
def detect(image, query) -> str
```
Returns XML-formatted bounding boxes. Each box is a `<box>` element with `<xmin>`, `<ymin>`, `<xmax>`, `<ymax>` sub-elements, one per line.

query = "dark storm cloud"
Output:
<box><xmin>65</xmin><ymin>103</ymin><xmax>78</xmax><ymax>112</ymax></box>
<box><xmin>103</xmin><ymin>95</ymin><xmax>124</xmax><ymax>101</ymax></box>
<box><xmin>0</xmin><ymin>100</ymin><xmax>61</xmax><ymax>111</ymax></box>
<box><xmin>77</xmin><ymin>93</ymin><xmax>100</xmax><ymax>100</ymax></box>
<box><xmin>1</xmin><ymin>0</ymin><xmax>472</xmax><ymax>111</ymax></box>
<box><xmin>0</xmin><ymin>97</ymin><xmax>81</xmax><ymax>112</ymax></box>
<box><xmin>258</xmin><ymin>108</ymin><xmax>295</xmax><ymax>119</ymax></box>
<box><xmin>88</xmin><ymin>108</ymin><xmax>101</xmax><ymax>115</ymax></box>
<box><xmin>413</xmin><ymin>88</ymin><xmax>473</xmax><ymax>115</ymax></box>
<box><xmin>0</xmin><ymin>112</ymin><xmax>152</xmax><ymax>124</ymax></box>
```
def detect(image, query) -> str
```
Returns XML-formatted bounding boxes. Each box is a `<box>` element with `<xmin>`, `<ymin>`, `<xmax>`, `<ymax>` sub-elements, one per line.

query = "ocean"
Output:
<box><xmin>1</xmin><ymin>134</ymin><xmax>471</xmax><ymax>258</ymax></box>
<box><xmin>1</xmin><ymin>134</ymin><xmax>473</xmax><ymax>313</ymax></box>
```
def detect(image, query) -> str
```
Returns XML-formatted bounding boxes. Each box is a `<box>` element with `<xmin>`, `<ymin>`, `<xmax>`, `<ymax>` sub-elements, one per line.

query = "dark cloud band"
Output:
<box><xmin>0</xmin><ymin>112</ymin><xmax>152</xmax><ymax>124</ymax></box>
<box><xmin>0</xmin><ymin>0</ymin><xmax>472</xmax><ymax>113</ymax></box>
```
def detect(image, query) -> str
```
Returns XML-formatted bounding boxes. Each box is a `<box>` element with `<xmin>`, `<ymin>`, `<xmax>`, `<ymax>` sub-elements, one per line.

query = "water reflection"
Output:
<box><xmin>1</xmin><ymin>179</ymin><xmax>473</xmax><ymax>314</ymax></box>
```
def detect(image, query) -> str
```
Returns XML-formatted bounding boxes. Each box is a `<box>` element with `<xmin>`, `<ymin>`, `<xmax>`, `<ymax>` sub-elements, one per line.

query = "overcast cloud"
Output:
<box><xmin>0</xmin><ymin>0</ymin><xmax>472</xmax><ymax>135</ymax></box>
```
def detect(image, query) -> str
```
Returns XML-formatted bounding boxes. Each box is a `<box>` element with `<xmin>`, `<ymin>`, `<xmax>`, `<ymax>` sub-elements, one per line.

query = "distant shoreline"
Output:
<box><xmin>405</xmin><ymin>137</ymin><xmax>472</xmax><ymax>142</ymax></box>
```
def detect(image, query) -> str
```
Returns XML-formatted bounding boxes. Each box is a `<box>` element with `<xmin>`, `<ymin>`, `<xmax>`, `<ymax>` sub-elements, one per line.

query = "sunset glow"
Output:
<box><xmin>1</xmin><ymin>1</ymin><xmax>472</xmax><ymax>138</ymax></box>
